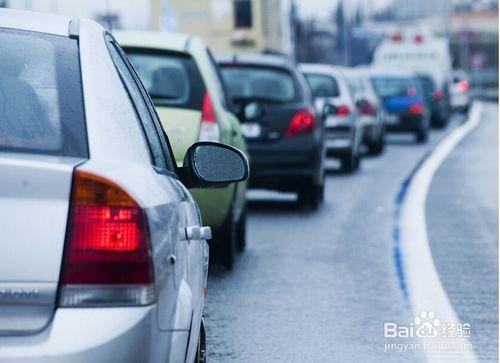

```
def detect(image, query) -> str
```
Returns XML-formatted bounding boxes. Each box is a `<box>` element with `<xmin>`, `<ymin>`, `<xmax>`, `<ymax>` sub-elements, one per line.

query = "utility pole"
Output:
<box><xmin>343</xmin><ymin>1</ymin><xmax>350</xmax><ymax>66</ymax></box>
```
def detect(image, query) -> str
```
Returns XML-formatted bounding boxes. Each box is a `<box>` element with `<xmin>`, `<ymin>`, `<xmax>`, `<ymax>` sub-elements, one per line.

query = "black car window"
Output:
<box><xmin>221</xmin><ymin>65</ymin><xmax>297</xmax><ymax>103</ymax></box>
<box><xmin>106</xmin><ymin>36</ymin><xmax>175</xmax><ymax>173</ymax></box>
<box><xmin>124</xmin><ymin>48</ymin><xmax>206</xmax><ymax>111</ymax></box>
<box><xmin>0</xmin><ymin>28</ymin><xmax>87</xmax><ymax>157</ymax></box>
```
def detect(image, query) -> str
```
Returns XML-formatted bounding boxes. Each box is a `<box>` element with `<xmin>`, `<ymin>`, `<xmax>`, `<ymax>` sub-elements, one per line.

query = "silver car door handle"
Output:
<box><xmin>185</xmin><ymin>226</ymin><xmax>212</xmax><ymax>240</ymax></box>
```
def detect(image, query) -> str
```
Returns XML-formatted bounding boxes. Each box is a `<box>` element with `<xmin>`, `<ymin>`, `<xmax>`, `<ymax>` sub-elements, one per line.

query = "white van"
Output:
<box><xmin>372</xmin><ymin>29</ymin><xmax>452</xmax><ymax>87</ymax></box>
<box><xmin>373</xmin><ymin>29</ymin><xmax>452</xmax><ymax>126</ymax></box>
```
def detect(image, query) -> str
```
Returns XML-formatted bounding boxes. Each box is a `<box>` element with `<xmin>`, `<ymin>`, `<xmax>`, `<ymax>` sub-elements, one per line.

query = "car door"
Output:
<box><xmin>106</xmin><ymin>36</ymin><xmax>207</xmax><ymax>334</ymax></box>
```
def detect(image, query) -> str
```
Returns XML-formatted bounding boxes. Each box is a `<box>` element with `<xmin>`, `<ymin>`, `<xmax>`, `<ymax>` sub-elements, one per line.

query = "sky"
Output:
<box><xmin>296</xmin><ymin>0</ymin><xmax>393</xmax><ymax>20</ymax></box>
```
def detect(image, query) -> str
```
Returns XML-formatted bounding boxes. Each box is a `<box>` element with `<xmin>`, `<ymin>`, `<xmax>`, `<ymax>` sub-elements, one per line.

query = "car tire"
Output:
<box><xmin>415</xmin><ymin>128</ymin><xmax>429</xmax><ymax>143</ymax></box>
<box><xmin>461</xmin><ymin>104</ymin><xmax>470</xmax><ymax>114</ymax></box>
<box><xmin>236</xmin><ymin>207</ymin><xmax>247</xmax><ymax>253</ymax></box>
<box><xmin>217</xmin><ymin>200</ymin><xmax>237</xmax><ymax>270</ymax></box>
<box><xmin>368</xmin><ymin>133</ymin><xmax>385</xmax><ymax>155</ymax></box>
<box><xmin>432</xmin><ymin>115</ymin><xmax>448</xmax><ymax>129</ymax></box>
<box><xmin>194</xmin><ymin>318</ymin><xmax>206</xmax><ymax>363</ymax></box>
<box><xmin>341</xmin><ymin>150</ymin><xmax>360</xmax><ymax>172</ymax></box>
<box><xmin>298</xmin><ymin>181</ymin><xmax>322</xmax><ymax>210</ymax></box>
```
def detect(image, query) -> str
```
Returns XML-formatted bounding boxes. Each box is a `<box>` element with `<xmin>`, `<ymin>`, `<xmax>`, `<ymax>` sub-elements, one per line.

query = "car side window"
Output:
<box><xmin>106</xmin><ymin>35</ymin><xmax>176</xmax><ymax>173</ymax></box>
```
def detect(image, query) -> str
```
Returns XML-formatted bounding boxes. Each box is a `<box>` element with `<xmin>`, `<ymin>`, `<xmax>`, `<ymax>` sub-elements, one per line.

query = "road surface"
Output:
<box><xmin>205</xmin><ymin>102</ymin><xmax>498</xmax><ymax>362</ymax></box>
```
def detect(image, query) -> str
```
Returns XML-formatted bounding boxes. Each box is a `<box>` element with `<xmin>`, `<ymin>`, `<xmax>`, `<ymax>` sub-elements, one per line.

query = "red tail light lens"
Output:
<box><xmin>336</xmin><ymin>105</ymin><xmax>351</xmax><ymax>117</ymax></box>
<box><xmin>391</xmin><ymin>33</ymin><xmax>403</xmax><ymax>42</ymax></box>
<box><xmin>60</xmin><ymin>170</ymin><xmax>154</xmax><ymax>307</ymax></box>
<box><xmin>414</xmin><ymin>34</ymin><xmax>424</xmax><ymax>43</ymax></box>
<box><xmin>409</xmin><ymin>103</ymin><xmax>424</xmax><ymax>115</ymax></box>
<box><xmin>359</xmin><ymin>103</ymin><xmax>376</xmax><ymax>116</ymax></box>
<box><xmin>285</xmin><ymin>110</ymin><xmax>316</xmax><ymax>138</ymax></box>
<box><xmin>433</xmin><ymin>89</ymin><xmax>442</xmax><ymax>101</ymax></box>
<box><xmin>201</xmin><ymin>91</ymin><xmax>216</xmax><ymax>123</ymax></box>
<box><xmin>457</xmin><ymin>80</ymin><xmax>469</xmax><ymax>92</ymax></box>
<box><xmin>199</xmin><ymin>91</ymin><xmax>220</xmax><ymax>141</ymax></box>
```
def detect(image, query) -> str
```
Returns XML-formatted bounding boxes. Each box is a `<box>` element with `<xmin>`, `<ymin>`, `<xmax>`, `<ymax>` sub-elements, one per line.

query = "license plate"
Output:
<box><xmin>385</xmin><ymin>114</ymin><xmax>399</xmax><ymax>125</ymax></box>
<box><xmin>241</xmin><ymin>123</ymin><xmax>261</xmax><ymax>138</ymax></box>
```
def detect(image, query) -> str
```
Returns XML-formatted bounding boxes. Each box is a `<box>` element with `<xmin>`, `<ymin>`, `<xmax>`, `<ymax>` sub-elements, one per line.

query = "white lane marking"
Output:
<box><xmin>400</xmin><ymin>103</ymin><xmax>482</xmax><ymax>362</ymax></box>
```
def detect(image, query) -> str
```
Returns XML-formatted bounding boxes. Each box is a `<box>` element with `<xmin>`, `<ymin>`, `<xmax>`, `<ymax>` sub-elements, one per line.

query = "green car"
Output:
<box><xmin>116</xmin><ymin>31</ymin><xmax>248</xmax><ymax>269</ymax></box>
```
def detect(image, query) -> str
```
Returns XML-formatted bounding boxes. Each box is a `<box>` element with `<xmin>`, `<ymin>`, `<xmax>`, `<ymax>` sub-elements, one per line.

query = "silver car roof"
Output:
<box><xmin>0</xmin><ymin>8</ymin><xmax>71</xmax><ymax>36</ymax></box>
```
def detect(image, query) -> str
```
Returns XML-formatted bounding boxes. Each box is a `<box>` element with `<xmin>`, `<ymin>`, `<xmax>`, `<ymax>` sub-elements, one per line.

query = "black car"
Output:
<box><xmin>416</xmin><ymin>73</ymin><xmax>450</xmax><ymax>128</ymax></box>
<box><xmin>218</xmin><ymin>54</ymin><xmax>325</xmax><ymax>209</ymax></box>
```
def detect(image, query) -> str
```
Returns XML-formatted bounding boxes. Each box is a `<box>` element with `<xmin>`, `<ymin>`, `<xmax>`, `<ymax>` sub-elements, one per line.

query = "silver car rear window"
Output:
<box><xmin>0</xmin><ymin>28</ymin><xmax>87</xmax><ymax>157</ymax></box>
<box><xmin>303</xmin><ymin>73</ymin><xmax>340</xmax><ymax>98</ymax></box>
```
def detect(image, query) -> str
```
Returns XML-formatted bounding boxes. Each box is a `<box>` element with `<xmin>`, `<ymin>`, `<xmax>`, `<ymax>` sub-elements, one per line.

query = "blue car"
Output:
<box><xmin>370</xmin><ymin>70</ymin><xmax>430</xmax><ymax>143</ymax></box>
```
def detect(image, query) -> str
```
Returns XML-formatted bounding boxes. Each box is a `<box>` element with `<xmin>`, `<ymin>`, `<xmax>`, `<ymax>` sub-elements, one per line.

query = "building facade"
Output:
<box><xmin>5</xmin><ymin>0</ymin><xmax>152</xmax><ymax>30</ymax></box>
<box><xmin>159</xmin><ymin>0</ymin><xmax>294</xmax><ymax>55</ymax></box>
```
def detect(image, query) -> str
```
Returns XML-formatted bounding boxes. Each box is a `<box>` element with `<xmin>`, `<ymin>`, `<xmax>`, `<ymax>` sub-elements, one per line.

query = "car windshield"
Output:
<box><xmin>0</xmin><ymin>28</ymin><xmax>87</xmax><ymax>157</ymax></box>
<box><xmin>124</xmin><ymin>49</ymin><xmax>205</xmax><ymax>110</ymax></box>
<box><xmin>371</xmin><ymin>76</ymin><xmax>415</xmax><ymax>98</ymax></box>
<box><xmin>304</xmin><ymin>73</ymin><xmax>340</xmax><ymax>98</ymax></box>
<box><xmin>221</xmin><ymin>65</ymin><xmax>297</xmax><ymax>103</ymax></box>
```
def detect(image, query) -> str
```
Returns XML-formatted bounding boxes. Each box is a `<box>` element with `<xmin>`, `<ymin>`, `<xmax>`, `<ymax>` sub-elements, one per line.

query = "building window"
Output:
<box><xmin>234</xmin><ymin>0</ymin><xmax>252</xmax><ymax>29</ymax></box>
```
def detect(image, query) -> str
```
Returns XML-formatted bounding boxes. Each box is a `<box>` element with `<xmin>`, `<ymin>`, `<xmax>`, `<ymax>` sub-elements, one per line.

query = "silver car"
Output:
<box><xmin>300</xmin><ymin>64</ymin><xmax>364</xmax><ymax>172</ymax></box>
<box><xmin>343</xmin><ymin>68</ymin><xmax>386</xmax><ymax>155</ymax></box>
<box><xmin>0</xmin><ymin>9</ymin><xmax>248</xmax><ymax>363</ymax></box>
<box><xmin>450</xmin><ymin>69</ymin><xmax>471</xmax><ymax>113</ymax></box>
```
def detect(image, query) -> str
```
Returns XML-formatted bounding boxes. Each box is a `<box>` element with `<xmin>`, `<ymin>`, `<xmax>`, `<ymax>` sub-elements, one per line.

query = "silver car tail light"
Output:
<box><xmin>59</xmin><ymin>170</ymin><xmax>155</xmax><ymax>307</ymax></box>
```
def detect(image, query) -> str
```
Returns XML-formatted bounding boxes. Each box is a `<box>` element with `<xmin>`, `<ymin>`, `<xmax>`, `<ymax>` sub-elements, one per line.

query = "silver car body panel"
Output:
<box><xmin>0</xmin><ymin>10</ymin><xmax>207</xmax><ymax>363</ymax></box>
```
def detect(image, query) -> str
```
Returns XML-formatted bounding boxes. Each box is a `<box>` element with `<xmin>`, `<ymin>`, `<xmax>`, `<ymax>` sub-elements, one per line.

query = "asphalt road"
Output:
<box><xmin>427</xmin><ymin>102</ymin><xmax>498</xmax><ymax>362</ymax></box>
<box><xmin>205</xmin><ymin>103</ymin><xmax>497</xmax><ymax>362</ymax></box>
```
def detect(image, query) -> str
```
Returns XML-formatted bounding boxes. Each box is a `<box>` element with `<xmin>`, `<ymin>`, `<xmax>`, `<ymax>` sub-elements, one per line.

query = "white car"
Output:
<box><xmin>0</xmin><ymin>9</ymin><xmax>248</xmax><ymax>363</ymax></box>
<box><xmin>450</xmin><ymin>70</ymin><xmax>471</xmax><ymax>113</ymax></box>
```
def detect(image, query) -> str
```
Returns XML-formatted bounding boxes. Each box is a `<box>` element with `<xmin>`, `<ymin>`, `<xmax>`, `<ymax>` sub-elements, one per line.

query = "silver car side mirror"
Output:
<box><xmin>179</xmin><ymin>142</ymin><xmax>249</xmax><ymax>188</ymax></box>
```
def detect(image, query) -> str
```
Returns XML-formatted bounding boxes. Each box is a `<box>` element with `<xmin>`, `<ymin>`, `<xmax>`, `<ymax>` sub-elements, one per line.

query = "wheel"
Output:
<box><xmin>341</xmin><ymin>150</ymin><xmax>360</xmax><ymax>172</ymax></box>
<box><xmin>318</xmin><ymin>179</ymin><xmax>325</xmax><ymax>203</ymax></box>
<box><xmin>236</xmin><ymin>207</ymin><xmax>247</xmax><ymax>253</ymax></box>
<box><xmin>298</xmin><ymin>179</ymin><xmax>323</xmax><ymax>210</ymax></box>
<box><xmin>432</xmin><ymin>115</ymin><xmax>447</xmax><ymax>129</ymax></box>
<box><xmin>217</xmin><ymin>200</ymin><xmax>237</xmax><ymax>270</ymax></box>
<box><xmin>194</xmin><ymin>318</ymin><xmax>206</xmax><ymax>363</ymax></box>
<box><xmin>415</xmin><ymin>128</ymin><xmax>429</xmax><ymax>143</ymax></box>
<box><xmin>367</xmin><ymin>133</ymin><xmax>385</xmax><ymax>155</ymax></box>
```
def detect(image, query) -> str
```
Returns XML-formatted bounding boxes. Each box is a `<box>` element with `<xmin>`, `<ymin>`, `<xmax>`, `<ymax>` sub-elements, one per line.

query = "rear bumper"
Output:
<box><xmin>0</xmin><ymin>306</ymin><xmax>188</xmax><ymax>363</ymax></box>
<box><xmin>323</xmin><ymin>115</ymin><xmax>355</xmax><ymax>155</ymax></box>
<box><xmin>385</xmin><ymin>113</ymin><xmax>427</xmax><ymax>133</ymax></box>
<box><xmin>248</xmin><ymin>136</ymin><xmax>321</xmax><ymax>190</ymax></box>
<box><xmin>450</xmin><ymin>93</ymin><xmax>470</xmax><ymax>109</ymax></box>
<box><xmin>360</xmin><ymin>116</ymin><xmax>381</xmax><ymax>144</ymax></box>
